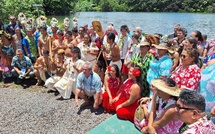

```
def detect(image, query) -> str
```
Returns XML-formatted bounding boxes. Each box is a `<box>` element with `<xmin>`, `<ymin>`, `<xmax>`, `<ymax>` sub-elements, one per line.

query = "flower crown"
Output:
<box><xmin>132</xmin><ymin>68</ymin><xmax>141</xmax><ymax>77</ymax></box>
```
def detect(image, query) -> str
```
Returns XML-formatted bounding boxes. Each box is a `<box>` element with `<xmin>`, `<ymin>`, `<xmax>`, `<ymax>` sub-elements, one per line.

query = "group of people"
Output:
<box><xmin>0</xmin><ymin>13</ymin><xmax>215</xmax><ymax>133</ymax></box>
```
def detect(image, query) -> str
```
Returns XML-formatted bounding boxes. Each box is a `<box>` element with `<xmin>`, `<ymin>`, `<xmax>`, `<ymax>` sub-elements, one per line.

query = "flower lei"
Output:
<box><xmin>132</xmin><ymin>68</ymin><xmax>141</xmax><ymax>77</ymax></box>
<box><xmin>133</xmin><ymin>52</ymin><xmax>148</xmax><ymax>67</ymax></box>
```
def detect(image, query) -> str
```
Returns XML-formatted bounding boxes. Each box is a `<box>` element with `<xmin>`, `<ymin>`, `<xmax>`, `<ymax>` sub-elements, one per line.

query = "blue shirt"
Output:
<box><xmin>76</xmin><ymin>72</ymin><xmax>101</xmax><ymax>93</ymax></box>
<box><xmin>147</xmin><ymin>54</ymin><xmax>173</xmax><ymax>85</ymax></box>
<box><xmin>11</xmin><ymin>56</ymin><xmax>34</xmax><ymax>70</ymax></box>
<box><xmin>22</xmin><ymin>36</ymin><xmax>38</xmax><ymax>57</ymax></box>
<box><xmin>6</xmin><ymin>23</ymin><xmax>19</xmax><ymax>35</ymax></box>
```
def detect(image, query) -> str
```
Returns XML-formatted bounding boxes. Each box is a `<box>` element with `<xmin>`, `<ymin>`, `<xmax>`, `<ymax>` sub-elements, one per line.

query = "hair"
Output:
<box><xmin>179</xmin><ymin>89</ymin><xmax>205</xmax><ymax>112</ymax></box>
<box><xmin>186</xmin><ymin>37</ymin><xmax>197</xmax><ymax>49</ymax></box>
<box><xmin>72</xmin><ymin>27</ymin><xmax>78</xmax><ymax>33</ymax></box>
<box><xmin>84</xmin><ymin>33</ymin><xmax>92</xmax><ymax>43</ymax></box>
<box><xmin>40</xmin><ymin>25</ymin><xmax>47</xmax><ymax>31</ymax></box>
<box><xmin>120</xmin><ymin>25</ymin><xmax>129</xmax><ymax>32</ymax></box>
<box><xmin>96</xmin><ymin>60</ymin><xmax>104</xmax><ymax>70</ymax></box>
<box><xmin>202</xmin><ymin>34</ymin><xmax>207</xmax><ymax>40</ymax></box>
<box><xmin>16</xmin><ymin>49</ymin><xmax>23</xmax><ymax>53</ymax></box>
<box><xmin>193</xmin><ymin>30</ymin><xmax>203</xmax><ymax>42</ymax></box>
<box><xmin>57</xmin><ymin>30</ymin><xmax>64</xmax><ymax>36</ymax></box>
<box><xmin>79</xmin><ymin>26</ymin><xmax>85</xmax><ymax>32</ymax></box>
<box><xmin>107</xmin><ymin>32</ymin><xmax>115</xmax><ymax>42</ymax></box>
<box><xmin>71</xmin><ymin>46</ymin><xmax>81</xmax><ymax>59</ymax></box>
<box><xmin>111</xmin><ymin>64</ymin><xmax>120</xmax><ymax>78</ymax></box>
<box><xmin>132</xmin><ymin>33</ymin><xmax>140</xmax><ymax>40</ymax></box>
<box><xmin>43</xmin><ymin>50</ymin><xmax>49</xmax><ymax>55</ymax></box>
<box><xmin>145</xmin><ymin>35</ymin><xmax>159</xmax><ymax>45</ymax></box>
<box><xmin>66</xmin><ymin>31</ymin><xmax>72</xmax><ymax>36</ymax></box>
<box><xmin>84</xmin><ymin>61</ymin><xmax>93</xmax><ymax>69</ymax></box>
<box><xmin>183</xmin><ymin>48</ymin><xmax>199</xmax><ymax>64</ymax></box>
<box><xmin>135</xmin><ymin>27</ymin><xmax>142</xmax><ymax>33</ymax></box>
<box><xmin>177</xmin><ymin>27</ymin><xmax>187</xmax><ymax>37</ymax></box>
<box><xmin>132</xmin><ymin>66</ymin><xmax>143</xmax><ymax>96</ymax></box>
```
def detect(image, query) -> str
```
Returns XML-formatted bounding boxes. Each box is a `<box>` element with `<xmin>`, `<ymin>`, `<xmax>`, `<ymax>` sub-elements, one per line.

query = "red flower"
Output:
<box><xmin>132</xmin><ymin>68</ymin><xmax>141</xmax><ymax>77</ymax></box>
<box><xmin>107</xmin><ymin>66</ymin><xmax>111</xmax><ymax>72</ymax></box>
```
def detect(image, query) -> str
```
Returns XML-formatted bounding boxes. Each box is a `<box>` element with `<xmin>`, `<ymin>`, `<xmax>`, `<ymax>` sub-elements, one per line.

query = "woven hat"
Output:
<box><xmin>151</xmin><ymin>79</ymin><xmax>181</xmax><ymax>97</ymax></box>
<box><xmin>139</xmin><ymin>41</ymin><xmax>150</xmax><ymax>47</ymax></box>
<box><xmin>50</xmin><ymin>17</ymin><xmax>58</xmax><ymax>27</ymax></box>
<box><xmin>36</xmin><ymin>16</ymin><xmax>47</xmax><ymax>28</ymax></box>
<box><xmin>25</xmin><ymin>18</ymin><xmax>35</xmax><ymax>31</ymax></box>
<box><xmin>72</xmin><ymin>17</ymin><xmax>78</xmax><ymax>22</ymax></box>
<box><xmin>18</xmin><ymin>12</ymin><xmax>27</xmax><ymax>25</ymax></box>
<box><xmin>155</xmin><ymin>42</ymin><xmax>174</xmax><ymax>54</ymax></box>
<box><xmin>57</xmin><ymin>49</ymin><xmax>65</xmax><ymax>54</ymax></box>
<box><xmin>63</xmin><ymin>17</ymin><xmax>70</xmax><ymax>27</ymax></box>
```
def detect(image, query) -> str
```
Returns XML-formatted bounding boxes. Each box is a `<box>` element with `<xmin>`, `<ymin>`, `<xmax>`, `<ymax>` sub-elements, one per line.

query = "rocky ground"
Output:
<box><xmin>0</xmin><ymin>83</ymin><xmax>112</xmax><ymax>134</ymax></box>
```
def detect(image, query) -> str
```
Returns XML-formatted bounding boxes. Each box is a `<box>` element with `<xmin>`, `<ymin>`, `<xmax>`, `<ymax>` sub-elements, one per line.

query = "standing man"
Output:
<box><xmin>6</xmin><ymin>15</ymin><xmax>18</xmax><ymax>35</ymax></box>
<box><xmin>75</xmin><ymin>62</ymin><xmax>102</xmax><ymax>109</ymax></box>
<box><xmin>168</xmin><ymin>24</ymin><xmax>180</xmax><ymax>39</ymax></box>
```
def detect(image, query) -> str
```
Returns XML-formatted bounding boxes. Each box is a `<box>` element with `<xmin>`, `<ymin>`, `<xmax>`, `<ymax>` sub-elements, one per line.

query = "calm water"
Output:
<box><xmin>51</xmin><ymin>12</ymin><xmax>215</xmax><ymax>40</ymax></box>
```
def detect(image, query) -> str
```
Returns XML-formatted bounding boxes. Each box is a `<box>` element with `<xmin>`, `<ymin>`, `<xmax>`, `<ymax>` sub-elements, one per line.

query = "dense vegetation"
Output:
<box><xmin>1</xmin><ymin>0</ymin><xmax>215</xmax><ymax>21</ymax></box>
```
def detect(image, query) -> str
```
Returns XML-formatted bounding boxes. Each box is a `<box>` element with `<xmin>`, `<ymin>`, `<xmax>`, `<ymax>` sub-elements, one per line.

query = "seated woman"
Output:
<box><xmin>147</xmin><ymin>42</ymin><xmax>173</xmax><ymax>95</ymax></box>
<box><xmin>200</xmin><ymin>58</ymin><xmax>215</xmax><ymax>112</ymax></box>
<box><xmin>171</xmin><ymin>48</ymin><xmax>201</xmax><ymax>91</ymax></box>
<box><xmin>102</xmin><ymin>64</ymin><xmax>121</xmax><ymax>113</ymax></box>
<box><xmin>0</xmin><ymin>31</ymin><xmax>15</xmax><ymax>87</ymax></box>
<box><xmin>113</xmin><ymin>66</ymin><xmax>142</xmax><ymax>122</ymax></box>
<box><xmin>34</xmin><ymin>50</ymin><xmax>52</xmax><ymax>86</ymax></box>
<box><xmin>138</xmin><ymin>78</ymin><xmax>182</xmax><ymax>134</ymax></box>
<box><xmin>93</xmin><ymin>60</ymin><xmax>105</xmax><ymax>84</ymax></box>
<box><xmin>54</xmin><ymin>46</ymin><xmax>84</xmax><ymax>100</ymax></box>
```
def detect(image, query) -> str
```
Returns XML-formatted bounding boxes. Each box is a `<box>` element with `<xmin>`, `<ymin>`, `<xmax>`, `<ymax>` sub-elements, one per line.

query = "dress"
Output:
<box><xmin>180</xmin><ymin>115</ymin><xmax>215</xmax><ymax>134</ymax></box>
<box><xmin>115</xmin><ymin>78</ymin><xmax>139</xmax><ymax>123</ymax></box>
<box><xmin>134</xmin><ymin>97</ymin><xmax>183</xmax><ymax>133</ymax></box>
<box><xmin>200</xmin><ymin>63</ymin><xmax>215</xmax><ymax>112</ymax></box>
<box><xmin>131</xmin><ymin>52</ymin><xmax>154</xmax><ymax>97</ymax></box>
<box><xmin>102</xmin><ymin>77</ymin><xmax>119</xmax><ymax>112</ymax></box>
<box><xmin>170</xmin><ymin>64</ymin><xmax>201</xmax><ymax>91</ymax></box>
<box><xmin>54</xmin><ymin>58</ymin><xmax>85</xmax><ymax>99</ymax></box>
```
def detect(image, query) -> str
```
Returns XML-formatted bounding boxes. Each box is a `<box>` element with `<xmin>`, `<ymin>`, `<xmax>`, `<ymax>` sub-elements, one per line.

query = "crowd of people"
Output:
<box><xmin>0</xmin><ymin>13</ymin><xmax>215</xmax><ymax>133</ymax></box>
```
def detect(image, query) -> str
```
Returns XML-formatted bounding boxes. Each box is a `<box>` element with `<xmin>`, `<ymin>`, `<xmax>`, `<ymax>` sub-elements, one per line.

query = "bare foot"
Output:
<box><xmin>3</xmin><ymin>83</ymin><xmax>12</xmax><ymax>88</ymax></box>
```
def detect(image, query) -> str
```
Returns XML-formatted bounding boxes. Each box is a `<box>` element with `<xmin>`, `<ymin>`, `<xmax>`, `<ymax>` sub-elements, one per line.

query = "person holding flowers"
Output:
<box><xmin>131</xmin><ymin>41</ymin><xmax>154</xmax><ymax>97</ymax></box>
<box><xmin>102</xmin><ymin>64</ymin><xmax>121</xmax><ymax>113</ymax></box>
<box><xmin>113</xmin><ymin>66</ymin><xmax>142</xmax><ymax>122</ymax></box>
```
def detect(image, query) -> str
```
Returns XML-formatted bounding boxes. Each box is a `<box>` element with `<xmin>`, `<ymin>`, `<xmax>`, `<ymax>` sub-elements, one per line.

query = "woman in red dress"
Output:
<box><xmin>102</xmin><ymin>64</ymin><xmax>121</xmax><ymax>113</ymax></box>
<box><xmin>113</xmin><ymin>66</ymin><xmax>142</xmax><ymax>122</ymax></box>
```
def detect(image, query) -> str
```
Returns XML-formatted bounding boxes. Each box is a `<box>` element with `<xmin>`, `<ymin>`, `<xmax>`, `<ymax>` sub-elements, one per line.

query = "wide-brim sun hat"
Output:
<box><xmin>151</xmin><ymin>79</ymin><xmax>181</xmax><ymax>97</ymax></box>
<box><xmin>155</xmin><ymin>42</ymin><xmax>174</xmax><ymax>54</ymax></box>
<box><xmin>139</xmin><ymin>41</ymin><xmax>150</xmax><ymax>47</ymax></box>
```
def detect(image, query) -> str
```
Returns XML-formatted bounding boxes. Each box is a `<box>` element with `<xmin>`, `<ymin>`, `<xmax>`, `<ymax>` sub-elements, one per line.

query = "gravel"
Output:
<box><xmin>0</xmin><ymin>87</ymin><xmax>112</xmax><ymax>134</ymax></box>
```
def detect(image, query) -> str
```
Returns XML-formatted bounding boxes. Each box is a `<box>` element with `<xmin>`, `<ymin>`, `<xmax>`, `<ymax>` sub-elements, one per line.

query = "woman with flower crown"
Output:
<box><xmin>131</xmin><ymin>41</ymin><xmax>154</xmax><ymax>97</ymax></box>
<box><xmin>112</xmin><ymin>66</ymin><xmax>142</xmax><ymax>122</ymax></box>
<box><xmin>54</xmin><ymin>47</ymin><xmax>85</xmax><ymax>100</ymax></box>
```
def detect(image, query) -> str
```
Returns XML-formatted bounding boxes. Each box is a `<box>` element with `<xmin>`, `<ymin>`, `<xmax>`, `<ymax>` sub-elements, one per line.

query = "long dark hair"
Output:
<box><xmin>133</xmin><ymin>66</ymin><xmax>143</xmax><ymax>97</ymax></box>
<box><xmin>111</xmin><ymin>64</ymin><xmax>120</xmax><ymax>78</ymax></box>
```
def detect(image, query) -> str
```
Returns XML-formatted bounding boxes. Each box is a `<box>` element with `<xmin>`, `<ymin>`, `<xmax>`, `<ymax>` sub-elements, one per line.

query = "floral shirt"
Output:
<box><xmin>11</xmin><ymin>56</ymin><xmax>34</xmax><ymax>70</ymax></box>
<box><xmin>180</xmin><ymin>115</ymin><xmax>215</xmax><ymax>134</ymax></box>
<box><xmin>171</xmin><ymin>64</ymin><xmax>201</xmax><ymax>91</ymax></box>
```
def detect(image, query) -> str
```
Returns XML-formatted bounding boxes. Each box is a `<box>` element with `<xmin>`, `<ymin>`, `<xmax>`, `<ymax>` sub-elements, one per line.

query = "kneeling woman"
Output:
<box><xmin>113</xmin><ymin>66</ymin><xmax>142</xmax><ymax>122</ymax></box>
<box><xmin>54</xmin><ymin>47</ymin><xmax>85</xmax><ymax>100</ymax></box>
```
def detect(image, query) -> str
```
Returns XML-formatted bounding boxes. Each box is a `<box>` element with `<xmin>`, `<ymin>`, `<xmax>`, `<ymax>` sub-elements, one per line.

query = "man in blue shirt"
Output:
<box><xmin>75</xmin><ymin>61</ymin><xmax>102</xmax><ymax>109</ymax></box>
<box><xmin>6</xmin><ymin>15</ymin><xmax>19</xmax><ymax>35</ymax></box>
<box><xmin>11</xmin><ymin>49</ymin><xmax>34</xmax><ymax>82</ymax></box>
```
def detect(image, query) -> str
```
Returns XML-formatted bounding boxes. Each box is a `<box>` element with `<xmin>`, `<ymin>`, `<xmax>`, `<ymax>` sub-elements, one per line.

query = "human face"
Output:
<box><xmin>15</xmin><ymin>27</ymin><xmax>21</xmax><ymax>34</ymax></box>
<box><xmin>71</xmin><ymin>52</ymin><xmax>78</xmax><ymax>58</ymax></box>
<box><xmin>121</xmin><ymin>29</ymin><xmax>127</xmax><ymax>36</ymax></box>
<box><xmin>40</xmin><ymin>28</ymin><xmax>47</xmax><ymax>35</ymax></box>
<box><xmin>184</xmin><ymin>39</ymin><xmax>193</xmax><ymax>48</ymax></box>
<box><xmin>9</xmin><ymin>17</ymin><xmax>16</xmax><ymax>24</ymax></box>
<box><xmin>82</xmin><ymin>64</ymin><xmax>92</xmax><ymax>77</ymax></box>
<box><xmin>16</xmin><ymin>51</ymin><xmax>24</xmax><ymax>60</ymax></box>
<box><xmin>106</xmin><ymin>37</ymin><xmax>113</xmax><ymax>44</ymax></box>
<box><xmin>79</xmin><ymin>28</ymin><xmax>84</xmax><ymax>36</ymax></box>
<box><xmin>128</xmin><ymin>67</ymin><xmax>135</xmax><ymax>80</ymax></box>
<box><xmin>133</xmin><ymin>28</ymin><xmax>140</xmax><ymax>36</ymax></box>
<box><xmin>43</xmin><ymin>53</ymin><xmax>49</xmax><ymax>58</ymax></box>
<box><xmin>190</xmin><ymin>32</ymin><xmax>198</xmax><ymax>41</ymax></box>
<box><xmin>26</xmin><ymin>31</ymin><xmax>32</xmax><ymax>37</ymax></box>
<box><xmin>140</xmin><ymin>46</ymin><xmax>149</xmax><ymax>54</ymax></box>
<box><xmin>110</xmin><ymin>66</ymin><xmax>117</xmax><ymax>77</ymax></box>
<box><xmin>177</xmin><ymin>31</ymin><xmax>185</xmax><ymax>39</ymax></box>
<box><xmin>175</xmin><ymin>99</ymin><xmax>197</xmax><ymax>124</ymax></box>
<box><xmin>157</xmin><ymin>49</ymin><xmax>167</xmax><ymax>57</ymax></box>
<box><xmin>51</xmin><ymin>27</ymin><xmax>57</xmax><ymax>33</ymax></box>
<box><xmin>180</xmin><ymin>50</ymin><xmax>194</xmax><ymax>67</ymax></box>
<box><xmin>93</xmin><ymin>64</ymin><xmax>99</xmax><ymax>72</ymax></box>
<box><xmin>64</xmin><ymin>26</ymin><xmax>69</xmax><ymax>31</ymax></box>
<box><xmin>84</xmin><ymin>34</ymin><xmax>90</xmax><ymax>43</ymax></box>
<box><xmin>174</xmin><ymin>25</ymin><xmax>180</xmax><ymax>33</ymax></box>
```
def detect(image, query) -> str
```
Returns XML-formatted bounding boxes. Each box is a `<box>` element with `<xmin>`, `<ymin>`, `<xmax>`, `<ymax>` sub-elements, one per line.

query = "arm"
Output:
<box><xmin>198</xmin><ymin>46</ymin><xmax>203</xmax><ymax>57</ymax></box>
<box><xmin>38</xmin><ymin>38</ymin><xmax>42</xmax><ymax>57</ymax></box>
<box><xmin>104</xmin><ymin>75</ymin><xmax>113</xmax><ymax>104</ymax></box>
<box><xmin>13</xmin><ymin>66</ymin><xmax>21</xmax><ymax>75</ymax></box>
<box><xmin>171</xmin><ymin>52</ymin><xmax>179</xmax><ymax>72</ymax></box>
<box><xmin>116</xmin><ymin>84</ymin><xmax>141</xmax><ymax>110</ymax></box>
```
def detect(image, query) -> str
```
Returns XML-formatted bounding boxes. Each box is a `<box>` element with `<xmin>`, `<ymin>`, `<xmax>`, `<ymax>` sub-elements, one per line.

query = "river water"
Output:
<box><xmin>51</xmin><ymin>12</ymin><xmax>215</xmax><ymax>40</ymax></box>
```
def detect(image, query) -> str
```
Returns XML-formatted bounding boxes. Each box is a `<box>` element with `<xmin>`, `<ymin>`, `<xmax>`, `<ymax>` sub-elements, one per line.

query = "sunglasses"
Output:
<box><xmin>176</xmin><ymin>104</ymin><xmax>196</xmax><ymax>111</ymax></box>
<box><xmin>180</xmin><ymin>54</ymin><xmax>187</xmax><ymax>59</ymax></box>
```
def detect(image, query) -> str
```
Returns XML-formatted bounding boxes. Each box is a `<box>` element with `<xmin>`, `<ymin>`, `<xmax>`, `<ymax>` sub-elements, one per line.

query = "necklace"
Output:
<box><xmin>133</xmin><ymin>52</ymin><xmax>148</xmax><ymax>67</ymax></box>
<box><xmin>41</xmin><ymin>34</ymin><xmax>48</xmax><ymax>45</ymax></box>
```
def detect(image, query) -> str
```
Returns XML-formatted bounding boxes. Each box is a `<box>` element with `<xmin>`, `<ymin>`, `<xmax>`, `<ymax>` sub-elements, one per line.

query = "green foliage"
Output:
<box><xmin>0</xmin><ymin>0</ymin><xmax>45</xmax><ymax>22</ymax></box>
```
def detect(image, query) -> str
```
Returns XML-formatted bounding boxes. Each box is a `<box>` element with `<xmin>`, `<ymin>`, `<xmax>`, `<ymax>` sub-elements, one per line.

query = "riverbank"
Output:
<box><xmin>0</xmin><ymin>83</ymin><xmax>112</xmax><ymax>134</ymax></box>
